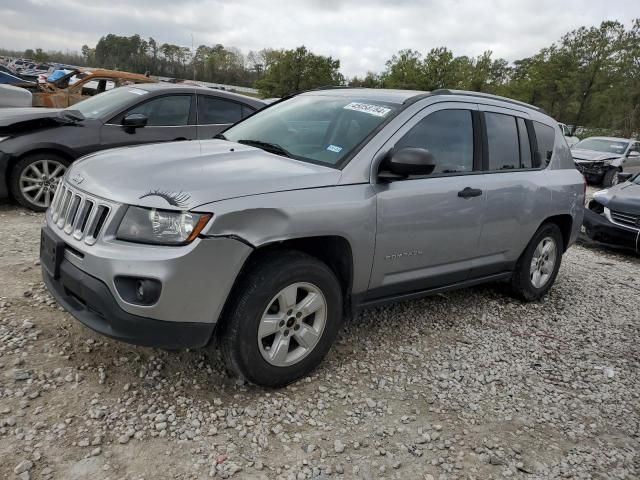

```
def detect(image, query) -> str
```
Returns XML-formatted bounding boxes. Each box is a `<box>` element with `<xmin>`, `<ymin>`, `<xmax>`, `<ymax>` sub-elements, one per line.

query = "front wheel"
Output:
<box><xmin>602</xmin><ymin>168</ymin><xmax>620</xmax><ymax>188</ymax></box>
<box><xmin>218</xmin><ymin>251</ymin><xmax>343</xmax><ymax>387</ymax></box>
<box><xmin>511</xmin><ymin>223</ymin><xmax>563</xmax><ymax>301</ymax></box>
<box><xmin>10</xmin><ymin>153</ymin><xmax>70</xmax><ymax>211</ymax></box>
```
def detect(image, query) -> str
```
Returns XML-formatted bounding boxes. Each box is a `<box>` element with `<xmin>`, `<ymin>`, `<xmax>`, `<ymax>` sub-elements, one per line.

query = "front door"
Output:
<box><xmin>367</xmin><ymin>103</ymin><xmax>486</xmax><ymax>301</ymax></box>
<box><xmin>101</xmin><ymin>94</ymin><xmax>197</xmax><ymax>148</ymax></box>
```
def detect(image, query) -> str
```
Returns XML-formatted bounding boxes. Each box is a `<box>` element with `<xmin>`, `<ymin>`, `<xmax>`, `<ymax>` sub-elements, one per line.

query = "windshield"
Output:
<box><xmin>223</xmin><ymin>95</ymin><xmax>399</xmax><ymax>167</ymax></box>
<box><xmin>573</xmin><ymin>138</ymin><xmax>629</xmax><ymax>154</ymax></box>
<box><xmin>66</xmin><ymin>87</ymin><xmax>149</xmax><ymax>119</ymax></box>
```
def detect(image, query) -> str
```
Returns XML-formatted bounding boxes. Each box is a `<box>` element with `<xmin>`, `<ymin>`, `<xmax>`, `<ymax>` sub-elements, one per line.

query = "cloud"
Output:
<box><xmin>0</xmin><ymin>0</ymin><xmax>637</xmax><ymax>77</ymax></box>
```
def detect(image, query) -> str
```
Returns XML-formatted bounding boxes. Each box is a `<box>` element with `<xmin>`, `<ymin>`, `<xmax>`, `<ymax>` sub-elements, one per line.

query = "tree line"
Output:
<box><xmin>3</xmin><ymin>19</ymin><xmax>639</xmax><ymax>135</ymax></box>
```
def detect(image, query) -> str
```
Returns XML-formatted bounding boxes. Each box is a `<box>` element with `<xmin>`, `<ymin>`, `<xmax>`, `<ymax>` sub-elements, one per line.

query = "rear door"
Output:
<box><xmin>100</xmin><ymin>93</ymin><xmax>197</xmax><ymax>148</ymax></box>
<box><xmin>196</xmin><ymin>95</ymin><xmax>253</xmax><ymax>138</ymax></box>
<box><xmin>367</xmin><ymin>102</ymin><xmax>487</xmax><ymax>300</ymax></box>
<box><xmin>472</xmin><ymin>106</ymin><xmax>552</xmax><ymax>277</ymax></box>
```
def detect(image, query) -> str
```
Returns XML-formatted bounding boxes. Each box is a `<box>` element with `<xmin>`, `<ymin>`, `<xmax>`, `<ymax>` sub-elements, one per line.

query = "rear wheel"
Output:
<box><xmin>10</xmin><ymin>153</ymin><xmax>70</xmax><ymax>211</ymax></box>
<box><xmin>511</xmin><ymin>223</ymin><xmax>563</xmax><ymax>301</ymax></box>
<box><xmin>218</xmin><ymin>251</ymin><xmax>343</xmax><ymax>387</ymax></box>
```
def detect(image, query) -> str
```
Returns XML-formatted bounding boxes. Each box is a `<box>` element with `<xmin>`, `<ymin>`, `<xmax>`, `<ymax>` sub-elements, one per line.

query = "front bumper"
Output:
<box><xmin>42</xmin><ymin>258</ymin><xmax>215</xmax><ymax>349</ymax></box>
<box><xmin>41</xmin><ymin>213</ymin><xmax>253</xmax><ymax>348</ymax></box>
<box><xmin>582</xmin><ymin>208</ymin><xmax>639</xmax><ymax>252</ymax></box>
<box><xmin>0</xmin><ymin>151</ymin><xmax>10</xmax><ymax>199</ymax></box>
<box><xmin>574</xmin><ymin>161</ymin><xmax>614</xmax><ymax>183</ymax></box>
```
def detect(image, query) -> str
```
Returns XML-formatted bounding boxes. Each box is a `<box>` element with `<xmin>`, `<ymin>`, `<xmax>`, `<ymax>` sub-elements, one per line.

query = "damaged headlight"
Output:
<box><xmin>117</xmin><ymin>206</ymin><xmax>212</xmax><ymax>245</ymax></box>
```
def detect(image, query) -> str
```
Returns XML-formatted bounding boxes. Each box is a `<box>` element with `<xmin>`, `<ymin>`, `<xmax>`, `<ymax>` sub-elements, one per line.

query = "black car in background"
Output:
<box><xmin>583</xmin><ymin>173</ymin><xmax>640</xmax><ymax>254</ymax></box>
<box><xmin>0</xmin><ymin>84</ymin><xmax>265</xmax><ymax>210</ymax></box>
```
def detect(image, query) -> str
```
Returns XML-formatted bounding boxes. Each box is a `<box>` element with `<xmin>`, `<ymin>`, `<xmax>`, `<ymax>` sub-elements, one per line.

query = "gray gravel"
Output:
<box><xmin>0</xmin><ymin>197</ymin><xmax>639</xmax><ymax>479</ymax></box>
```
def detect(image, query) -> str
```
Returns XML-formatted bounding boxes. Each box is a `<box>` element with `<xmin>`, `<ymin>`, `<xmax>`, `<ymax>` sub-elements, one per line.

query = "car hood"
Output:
<box><xmin>67</xmin><ymin>140</ymin><xmax>342</xmax><ymax>210</ymax></box>
<box><xmin>591</xmin><ymin>181</ymin><xmax>640</xmax><ymax>213</ymax></box>
<box><xmin>0</xmin><ymin>107</ymin><xmax>64</xmax><ymax>127</ymax></box>
<box><xmin>571</xmin><ymin>148</ymin><xmax>621</xmax><ymax>162</ymax></box>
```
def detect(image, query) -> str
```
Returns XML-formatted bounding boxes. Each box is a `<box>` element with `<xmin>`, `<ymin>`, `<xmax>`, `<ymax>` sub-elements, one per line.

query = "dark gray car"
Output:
<box><xmin>40</xmin><ymin>88</ymin><xmax>584</xmax><ymax>387</ymax></box>
<box><xmin>0</xmin><ymin>84</ymin><xmax>265</xmax><ymax>210</ymax></box>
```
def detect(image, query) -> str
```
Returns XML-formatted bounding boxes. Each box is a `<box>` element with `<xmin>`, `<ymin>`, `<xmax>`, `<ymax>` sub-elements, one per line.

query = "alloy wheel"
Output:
<box><xmin>529</xmin><ymin>236</ymin><xmax>557</xmax><ymax>289</ymax></box>
<box><xmin>257</xmin><ymin>282</ymin><xmax>327</xmax><ymax>367</ymax></box>
<box><xmin>19</xmin><ymin>159</ymin><xmax>67</xmax><ymax>209</ymax></box>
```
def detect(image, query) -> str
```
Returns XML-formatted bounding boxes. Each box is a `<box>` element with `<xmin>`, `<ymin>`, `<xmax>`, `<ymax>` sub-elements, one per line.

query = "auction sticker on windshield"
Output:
<box><xmin>344</xmin><ymin>102</ymin><xmax>391</xmax><ymax>117</ymax></box>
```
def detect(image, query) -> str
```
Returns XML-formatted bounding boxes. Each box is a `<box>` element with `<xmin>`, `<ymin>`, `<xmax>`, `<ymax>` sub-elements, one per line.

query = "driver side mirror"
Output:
<box><xmin>627</xmin><ymin>150</ymin><xmax>640</xmax><ymax>158</ymax></box>
<box><xmin>122</xmin><ymin>113</ymin><xmax>148</xmax><ymax>129</ymax></box>
<box><xmin>382</xmin><ymin>147</ymin><xmax>436</xmax><ymax>178</ymax></box>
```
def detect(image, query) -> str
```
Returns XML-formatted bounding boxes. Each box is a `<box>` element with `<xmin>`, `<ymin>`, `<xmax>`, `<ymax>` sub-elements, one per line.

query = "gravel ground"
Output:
<box><xmin>1</xmin><ymin>191</ymin><xmax>639</xmax><ymax>480</ymax></box>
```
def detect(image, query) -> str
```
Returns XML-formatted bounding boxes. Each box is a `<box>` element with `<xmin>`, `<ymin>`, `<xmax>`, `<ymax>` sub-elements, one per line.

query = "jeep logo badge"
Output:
<box><xmin>71</xmin><ymin>173</ymin><xmax>84</xmax><ymax>185</ymax></box>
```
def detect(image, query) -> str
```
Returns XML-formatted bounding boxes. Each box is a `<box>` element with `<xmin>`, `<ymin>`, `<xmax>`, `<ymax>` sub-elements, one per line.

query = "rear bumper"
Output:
<box><xmin>42</xmin><ymin>258</ymin><xmax>215</xmax><ymax>349</ymax></box>
<box><xmin>582</xmin><ymin>208</ymin><xmax>639</xmax><ymax>252</ymax></box>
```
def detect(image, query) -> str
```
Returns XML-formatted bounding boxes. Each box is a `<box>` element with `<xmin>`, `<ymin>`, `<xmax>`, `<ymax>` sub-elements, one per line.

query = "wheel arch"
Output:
<box><xmin>540</xmin><ymin>214</ymin><xmax>573</xmax><ymax>252</ymax></box>
<box><xmin>217</xmin><ymin>235</ymin><xmax>355</xmax><ymax>339</ymax></box>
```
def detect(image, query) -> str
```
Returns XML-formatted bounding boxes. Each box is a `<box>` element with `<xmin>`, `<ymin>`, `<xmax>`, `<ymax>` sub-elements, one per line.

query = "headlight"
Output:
<box><xmin>0</xmin><ymin>136</ymin><xmax>10</xmax><ymax>142</ymax></box>
<box><xmin>116</xmin><ymin>206</ymin><xmax>212</xmax><ymax>245</ymax></box>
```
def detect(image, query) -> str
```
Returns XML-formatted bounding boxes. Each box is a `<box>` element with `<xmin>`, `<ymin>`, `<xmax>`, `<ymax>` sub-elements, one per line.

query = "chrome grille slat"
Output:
<box><xmin>64</xmin><ymin>195</ymin><xmax>81</xmax><ymax>234</ymax></box>
<box><xmin>48</xmin><ymin>182</ymin><xmax>114</xmax><ymax>245</ymax></box>
<box><xmin>56</xmin><ymin>190</ymin><xmax>72</xmax><ymax>229</ymax></box>
<box><xmin>609</xmin><ymin>209</ymin><xmax>640</xmax><ymax>229</ymax></box>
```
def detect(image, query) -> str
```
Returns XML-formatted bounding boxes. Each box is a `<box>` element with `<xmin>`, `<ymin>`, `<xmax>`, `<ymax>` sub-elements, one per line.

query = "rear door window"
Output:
<box><xmin>197</xmin><ymin>96</ymin><xmax>243</xmax><ymax>124</ymax></box>
<box><xmin>485</xmin><ymin>112</ymin><xmax>520</xmax><ymax>170</ymax></box>
<box><xmin>517</xmin><ymin>118</ymin><xmax>532</xmax><ymax>169</ymax></box>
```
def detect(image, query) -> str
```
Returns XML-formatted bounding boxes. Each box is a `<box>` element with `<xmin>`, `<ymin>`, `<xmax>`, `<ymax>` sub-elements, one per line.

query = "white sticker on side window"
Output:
<box><xmin>343</xmin><ymin>102</ymin><xmax>391</xmax><ymax>117</ymax></box>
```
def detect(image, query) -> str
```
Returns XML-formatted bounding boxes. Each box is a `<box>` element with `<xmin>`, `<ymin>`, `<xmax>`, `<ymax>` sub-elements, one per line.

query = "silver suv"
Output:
<box><xmin>40</xmin><ymin>88</ymin><xmax>585</xmax><ymax>387</ymax></box>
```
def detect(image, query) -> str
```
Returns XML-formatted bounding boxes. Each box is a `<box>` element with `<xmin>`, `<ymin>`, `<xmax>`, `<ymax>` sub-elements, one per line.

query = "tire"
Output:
<box><xmin>218</xmin><ymin>250</ymin><xmax>343</xmax><ymax>387</ymax></box>
<box><xmin>510</xmin><ymin>223</ymin><xmax>563</xmax><ymax>301</ymax></box>
<box><xmin>602</xmin><ymin>168</ymin><xmax>620</xmax><ymax>188</ymax></box>
<box><xmin>10</xmin><ymin>153</ymin><xmax>71</xmax><ymax>212</ymax></box>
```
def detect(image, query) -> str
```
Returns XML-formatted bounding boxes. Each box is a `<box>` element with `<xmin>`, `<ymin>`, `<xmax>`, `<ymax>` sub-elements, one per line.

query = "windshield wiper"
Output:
<box><xmin>237</xmin><ymin>139</ymin><xmax>294</xmax><ymax>158</ymax></box>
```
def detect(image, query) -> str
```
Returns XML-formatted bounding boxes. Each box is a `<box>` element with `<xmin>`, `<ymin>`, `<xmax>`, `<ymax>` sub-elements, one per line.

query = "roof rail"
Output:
<box><xmin>430</xmin><ymin>89</ymin><xmax>546</xmax><ymax>114</ymax></box>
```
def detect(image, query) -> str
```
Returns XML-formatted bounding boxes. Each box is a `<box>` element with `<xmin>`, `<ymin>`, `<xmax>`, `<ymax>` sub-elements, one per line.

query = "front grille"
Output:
<box><xmin>49</xmin><ymin>183</ymin><xmax>112</xmax><ymax>245</ymax></box>
<box><xmin>610</xmin><ymin>209</ymin><xmax>640</xmax><ymax>229</ymax></box>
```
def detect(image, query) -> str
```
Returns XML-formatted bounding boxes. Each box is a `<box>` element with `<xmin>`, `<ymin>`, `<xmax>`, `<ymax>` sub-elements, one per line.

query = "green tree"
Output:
<box><xmin>255</xmin><ymin>46</ymin><xmax>343</xmax><ymax>97</ymax></box>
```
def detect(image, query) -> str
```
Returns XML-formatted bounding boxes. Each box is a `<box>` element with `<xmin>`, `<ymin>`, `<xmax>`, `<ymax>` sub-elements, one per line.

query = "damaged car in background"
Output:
<box><xmin>0</xmin><ymin>84</ymin><xmax>265</xmax><ymax>210</ymax></box>
<box><xmin>583</xmin><ymin>173</ymin><xmax>640</xmax><ymax>254</ymax></box>
<box><xmin>572</xmin><ymin>136</ymin><xmax>640</xmax><ymax>187</ymax></box>
<box><xmin>31</xmin><ymin>68</ymin><xmax>157</xmax><ymax>108</ymax></box>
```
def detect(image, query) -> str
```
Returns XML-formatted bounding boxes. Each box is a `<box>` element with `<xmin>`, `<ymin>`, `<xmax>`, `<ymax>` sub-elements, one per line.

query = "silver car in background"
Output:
<box><xmin>572</xmin><ymin>136</ymin><xmax>640</xmax><ymax>187</ymax></box>
<box><xmin>40</xmin><ymin>88</ymin><xmax>585</xmax><ymax>387</ymax></box>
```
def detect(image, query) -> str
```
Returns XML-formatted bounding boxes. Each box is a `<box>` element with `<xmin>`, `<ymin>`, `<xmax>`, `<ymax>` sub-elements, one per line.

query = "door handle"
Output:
<box><xmin>458</xmin><ymin>187</ymin><xmax>483</xmax><ymax>198</ymax></box>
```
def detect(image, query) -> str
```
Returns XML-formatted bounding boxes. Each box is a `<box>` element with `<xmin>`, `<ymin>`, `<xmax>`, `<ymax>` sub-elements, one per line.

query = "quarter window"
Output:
<box><xmin>395</xmin><ymin>109</ymin><xmax>474</xmax><ymax>174</ymax></box>
<box><xmin>533</xmin><ymin>121</ymin><xmax>556</xmax><ymax>166</ymax></box>
<box><xmin>197</xmin><ymin>96</ymin><xmax>243</xmax><ymax>124</ymax></box>
<box><xmin>127</xmin><ymin>95</ymin><xmax>192</xmax><ymax>126</ymax></box>
<box><xmin>485</xmin><ymin>112</ymin><xmax>519</xmax><ymax>171</ymax></box>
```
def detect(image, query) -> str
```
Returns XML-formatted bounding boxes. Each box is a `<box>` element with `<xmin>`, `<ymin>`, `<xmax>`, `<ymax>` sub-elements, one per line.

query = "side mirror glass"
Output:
<box><xmin>384</xmin><ymin>147</ymin><xmax>436</xmax><ymax>177</ymax></box>
<box><xmin>122</xmin><ymin>113</ymin><xmax>148</xmax><ymax>128</ymax></box>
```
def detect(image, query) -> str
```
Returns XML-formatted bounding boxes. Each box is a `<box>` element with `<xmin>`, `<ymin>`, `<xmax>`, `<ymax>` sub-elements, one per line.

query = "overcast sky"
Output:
<box><xmin>0</xmin><ymin>0</ymin><xmax>638</xmax><ymax>77</ymax></box>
